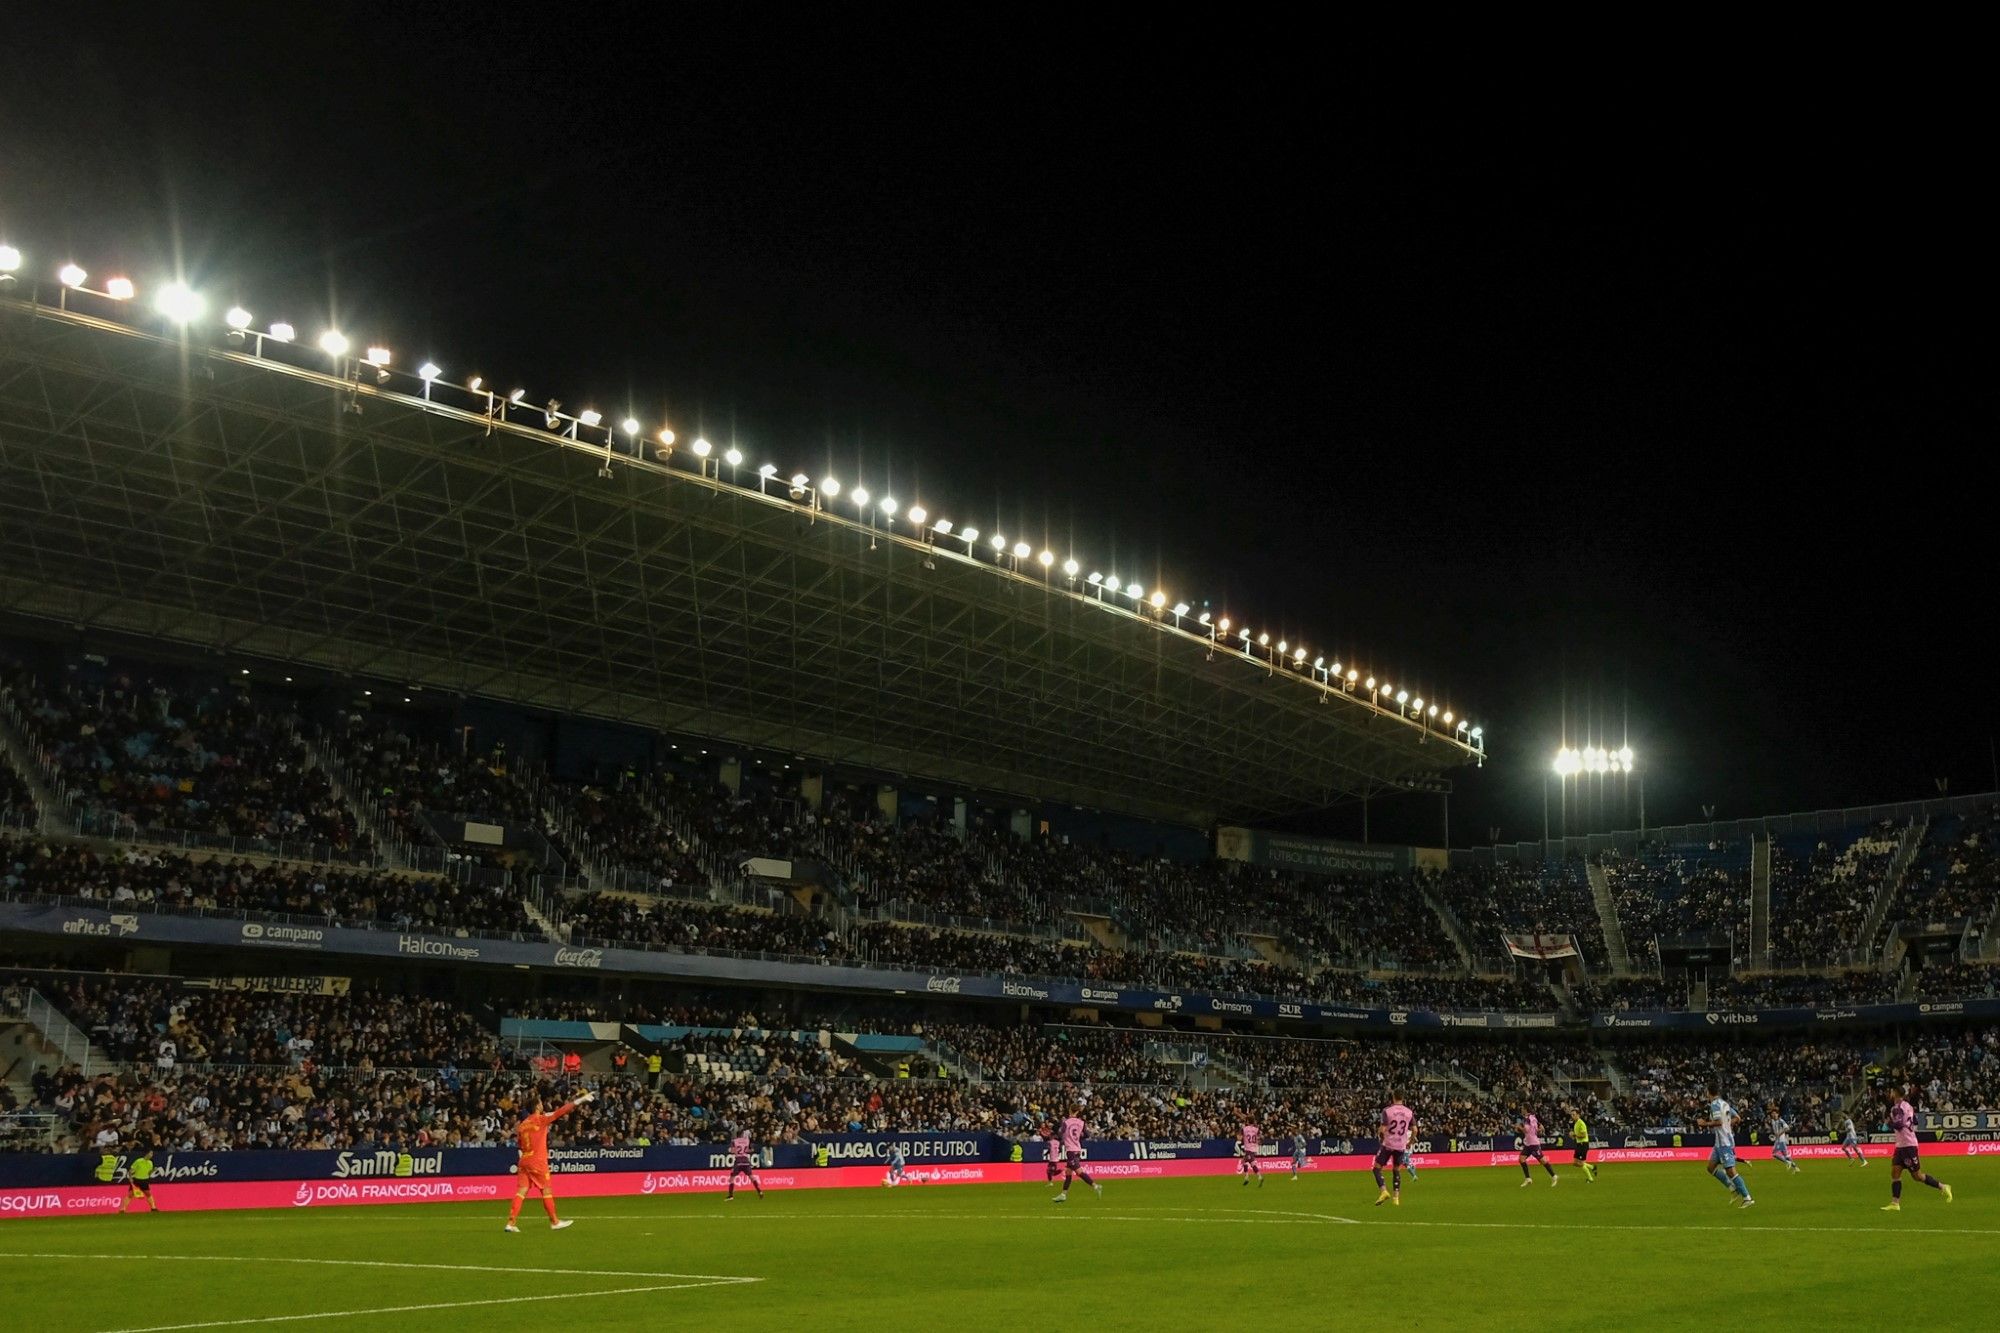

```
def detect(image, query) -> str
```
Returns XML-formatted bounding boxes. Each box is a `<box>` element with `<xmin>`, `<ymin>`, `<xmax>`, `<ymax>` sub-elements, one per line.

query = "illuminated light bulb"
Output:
<box><xmin>724</xmin><ymin>447</ymin><xmax>743</xmax><ymax>467</ymax></box>
<box><xmin>105</xmin><ymin>277</ymin><xmax>135</xmax><ymax>301</ymax></box>
<box><xmin>621</xmin><ymin>417</ymin><xmax>641</xmax><ymax>435</ymax></box>
<box><xmin>691</xmin><ymin>438</ymin><xmax>712</xmax><ymax>457</ymax></box>
<box><xmin>269</xmin><ymin>322</ymin><xmax>296</xmax><ymax>343</ymax></box>
<box><xmin>156</xmin><ymin>282</ymin><xmax>204</xmax><ymax>324</ymax></box>
<box><xmin>59</xmin><ymin>263</ymin><xmax>87</xmax><ymax>288</ymax></box>
<box><xmin>318</xmin><ymin>330</ymin><xmax>350</xmax><ymax>357</ymax></box>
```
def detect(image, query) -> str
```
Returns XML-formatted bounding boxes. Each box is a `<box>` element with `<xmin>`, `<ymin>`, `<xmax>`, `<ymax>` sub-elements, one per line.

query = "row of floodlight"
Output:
<box><xmin>0</xmin><ymin>245</ymin><xmax>1485</xmax><ymax>749</ymax></box>
<box><xmin>1553</xmin><ymin>745</ymin><xmax>1635</xmax><ymax>775</ymax></box>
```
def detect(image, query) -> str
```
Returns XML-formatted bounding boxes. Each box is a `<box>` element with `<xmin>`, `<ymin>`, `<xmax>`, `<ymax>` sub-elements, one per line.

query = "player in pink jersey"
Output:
<box><xmin>1881</xmin><ymin>1084</ymin><xmax>1953</xmax><ymax>1211</ymax></box>
<box><xmin>724</xmin><ymin>1129</ymin><xmax>763</xmax><ymax>1201</ymax></box>
<box><xmin>1373</xmin><ymin>1094</ymin><xmax>1414</xmax><ymax>1206</ymax></box>
<box><xmin>1042</xmin><ymin>1123</ymin><xmax>1064</xmax><ymax>1184</ymax></box>
<box><xmin>1237</xmin><ymin>1121</ymin><xmax>1265</xmax><ymax>1188</ymax></box>
<box><xmin>1051</xmin><ymin>1112</ymin><xmax>1101</xmax><ymax>1203</ymax></box>
<box><xmin>1517</xmin><ymin>1110</ymin><xmax>1557</xmax><ymax>1187</ymax></box>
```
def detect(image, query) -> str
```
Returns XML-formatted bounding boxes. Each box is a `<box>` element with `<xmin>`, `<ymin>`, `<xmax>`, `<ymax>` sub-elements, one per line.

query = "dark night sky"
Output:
<box><xmin>1</xmin><ymin>13</ymin><xmax>1992</xmax><ymax>845</ymax></box>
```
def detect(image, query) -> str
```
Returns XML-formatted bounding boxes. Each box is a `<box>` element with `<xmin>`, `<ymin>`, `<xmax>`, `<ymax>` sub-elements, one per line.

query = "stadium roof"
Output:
<box><xmin>0</xmin><ymin>289</ymin><xmax>1483</xmax><ymax>826</ymax></box>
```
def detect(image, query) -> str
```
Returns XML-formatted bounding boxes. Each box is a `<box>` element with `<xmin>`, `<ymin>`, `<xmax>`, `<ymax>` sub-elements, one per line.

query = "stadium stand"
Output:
<box><xmin>1880</xmin><ymin>803</ymin><xmax>2000</xmax><ymax>934</ymax></box>
<box><xmin>1768</xmin><ymin>819</ymin><xmax>1899</xmax><ymax>967</ymax></box>
<box><xmin>1597</xmin><ymin>840</ymin><xmax>1750</xmax><ymax>952</ymax></box>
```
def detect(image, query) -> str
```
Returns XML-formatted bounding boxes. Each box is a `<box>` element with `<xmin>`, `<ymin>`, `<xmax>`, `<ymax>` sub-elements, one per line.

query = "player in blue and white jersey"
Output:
<box><xmin>1290</xmin><ymin>1135</ymin><xmax>1309</xmax><ymax>1180</ymax></box>
<box><xmin>885</xmin><ymin>1144</ymin><xmax>907</xmax><ymax>1186</ymax></box>
<box><xmin>1767</xmin><ymin>1106</ymin><xmax>1800</xmax><ymax>1174</ymax></box>
<box><xmin>1702</xmin><ymin>1087</ymin><xmax>1754</xmax><ymax>1208</ymax></box>
<box><xmin>1837</xmin><ymin>1114</ymin><xmax>1866</xmax><ymax>1165</ymax></box>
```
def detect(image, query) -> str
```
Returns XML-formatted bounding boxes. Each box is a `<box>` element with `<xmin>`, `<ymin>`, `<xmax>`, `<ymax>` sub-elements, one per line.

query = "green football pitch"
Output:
<box><xmin>5</xmin><ymin>1160</ymin><xmax>1999</xmax><ymax>1331</ymax></box>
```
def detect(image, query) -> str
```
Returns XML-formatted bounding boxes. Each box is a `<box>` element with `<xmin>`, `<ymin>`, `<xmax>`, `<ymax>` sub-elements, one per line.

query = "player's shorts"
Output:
<box><xmin>1572</xmin><ymin>1146</ymin><xmax>1589</xmax><ymax>1163</ymax></box>
<box><xmin>1064</xmin><ymin>1151</ymin><xmax>1084</xmax><ymax>1170</ymax></box>
<box><xmin>130</xmin><ymin>1179</ymin><xmax>153</xmax><ymax>1194</ymax></box>
<box><xmin>519</xmin><ymin>1163</ymin><xmax>551</xmax><ymax>1191</ymax></box>
<box><xmin>1708</xmin><ymin>1145</ymin><xmax>1736</xmax><ymax>1169</ymax></box>
<box><xmin>1842</xmin><ymin>1136</ymin><xmax>1860</xmax><ymax>1148</ymax></box>
<box><xmin>1892</xmin><ymin>1146</ymin><xmax>1921</xmax><ymax>1172</ymax></box>
<box><xmin>729</xmin><ymin>1160</ymin><xmax>756</xmax><ymax>1177</ymax></box>
<box><xmin>1520</xmin><ymin>1144</ymin><xmax>1545</xmax><ymax>1160</ymax></box>
<box><xmin>1773</xmin><ymin>1138</ymin><xmax>1792</xmax><ymax>1155</ymax></box>
<box><xmin>1372</xmin><ymin>1147</ymin><xmax>1400</xmax><ymax>1168</ymax></box>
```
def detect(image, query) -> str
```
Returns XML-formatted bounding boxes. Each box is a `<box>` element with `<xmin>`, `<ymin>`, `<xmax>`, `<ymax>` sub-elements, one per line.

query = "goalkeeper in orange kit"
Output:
<box><xmin>505</xmin><ymin>1088</ymin><xmax>594</xmax><ymax>1232</ymax></box>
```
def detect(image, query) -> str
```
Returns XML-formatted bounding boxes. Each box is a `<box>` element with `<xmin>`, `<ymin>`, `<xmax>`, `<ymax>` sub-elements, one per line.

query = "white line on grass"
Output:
<box><xmin>89</xmin><ymin>1281</ymin><xmax>738</xmax><ymax>1333</ymax></box>
<box><xmin>0</xmin><ymin>1252</ymin><xmax>758</xmax><ymax>1282</ymax></box>
<box><xmin>545</xmin><ymin>1208</ymin><xmax>2000</xmax><ymax>1237</ymax></box>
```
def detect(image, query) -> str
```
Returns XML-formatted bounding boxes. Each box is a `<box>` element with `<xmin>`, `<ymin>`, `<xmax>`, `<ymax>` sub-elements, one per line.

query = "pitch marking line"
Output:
<box><xmin>0</xmin><ymin>1252</ymin><xmax>760</xmax><ymax>1332</ymax></box>
<box><xmin>0</xmin><ymin>1251</ymin><xmax>758</xmax><ymax>1282</ymax></box>
<box><xmin>552</xmin><ymin>1208</ymin><xmax>1999</xmax><ymax>1236</ymax></box>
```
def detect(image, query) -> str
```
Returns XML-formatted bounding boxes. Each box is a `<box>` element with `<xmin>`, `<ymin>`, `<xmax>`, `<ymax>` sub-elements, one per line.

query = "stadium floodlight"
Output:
<box><xmin>363</xmin><ymin>345</ymin><xmax>392</xmax><ymax>367</ymax></box>
<box><xmin>1457</xmin><ymin>720</ymin><xmax>1469</xmax><ymax>733</ymax></box>
<box><xmin>991</xmin><ymin>533</ymin><xmax>1007</xmax><ymax>551</ymax></box>
<box><xmin>691</xmin><ymin>437</ymin><xmax>712</xmax><ymax>458</ymax></box>
<box><xmin>1427</xmin><ymin>703</ymin><xmax>1438</xmax><ymax>716</ymax></box>
<box><xmin>1346</xmin><ymin>668</ymin><xmax>1359</xmax><ymax>683</ymax></box>
<box><xmin>1313</xmin><ymin>655</ymin><xmax>1325</xmax><ymax>669</ymax></box>
<box><xmin>1553</xmin><ymin>747</ymin><xmax>1580</xmax><ymax>776</ymax></box>
<box><xmin>1150</xmin><ymin>590</ymin><xmax>1166</xmax><ymax>608</ymax></box>
<box><xmin>851</xmin><ymin>486</ymin><xmax>870</xmax><ymax>507</ymax></box>
<box><xmin>1037</xmin><ymin>548</ymin><xmax>1053</xmax><ymax>567</ymax></box>
<box><xmin>1619</xmin><ymin>746</ymin><xmax>1635</xmax><ymax>766</ymax></box>
<box><xmin>1065</xmin><ymin>559</ymin><xmax>1081</xmax><ymax>577</ymax></box>
<box><xmin>1217</xmin><ymin>617</ymin><xmax>1230</xmax><ymax>632</ymax></box>
<box><xmin>156</xmin><ymin>282</ymin><xmax>204</xmax><ymax>324</ymax></box>
<box><xmin>1411</xmin><ymin>696</ymin><xmax>1424</xmax><ymax>712</ymax></box>
<box><xmin>225</xmin><ymin>306</ymin><xmax>253</xmax><ymax>330</ymax></box>
<box><xmin>1257</xmin><ymin>632</ymin><xmax>1269</xmax><ymax>646</ymax></box>
<box><xmin>510</xmin><ymin>388</ymin><xmax>528</xmax><ymax>404</ymax></box>
<box><xmin>268</xmin><ymin>322</ymin><xmax>296</xmax><ymax>343</ymax></box>
<box><xmin>724</xmin><ymin>447</ymin><xmax>743</xmax><ymax>471</ymax></box>
<box><xmin>1470</xmin><ymin>727</ymin><xmax>1482</xmax><ymax>738</ymax></box>
<box><xmin>881</xmin><ymin>496</ymin><xmax>898</xmax><ymax>516</ymax></box>
<box><xmin>790</xmin><ymin>471</ymin><xmax>811</xmax><ymax>496</ymax></box>
<box><xmin>417</xmin><ymin>362</ymin><xmax>442</xmax><ymax>399</ymax></box>
<box><xmin>105</xmin><ymin>277</ymin><xmax>136</xmax><ymax>301</ymax></box>
<box><xmin>1365</xmin><ymin>677</ymin><xmax>1377</xmax><ymax>691</ymax></box>
<box><xmin>1442</xmin><ymin>710</ymin><xmax>1453</xmax><ymax>724</ymax></box>
<box><xmin>467</xmin><ymin>376</ymin><xmax>484</xmax><ymax>392</ymax></box>
<box><xmin>621</xmin><ymin>417</ymin><xmax>641</xmax><ymax>436</ymax></box>
<box><xmin>960</xmin><ymin>526</ymin><xmax>979</xmax><ymax>543</ymax></box>
<box><xmin>658</xmin><ymin>427</ymin><xmax>676</xmax><ymax>446</ymax></box>
<box><xmin>1294</xmin><ymin>647</ymin><xmax>1308</xmax><ymax>662</ymax></box>
<box><xmin>59</xmin><ymin>263</ymin><xmax>86</xmax><ymax>288</ymax></box>
<box><xmin>1127</xmin><ymin>583</ymin><xmax>1144</xmax><ymax>600</ymax></box>
<box><xmin>1087</xmin><ymin>571</ymin><xmax>1103</xmax><ymax>585</ymax></box>
<box><xmin>1395</xmin><ymin>690</ymin><xmax>1409</xmax><ymax>705</ymax></box>
<box><xmin>820</xmin><ymin>477</ymin><xmax>841</xmax><ymax>498</ymax></box>
<box><xmin>1104</xmin><ymin>577</ymin><xmax>1122</xmax><ymax>594</ymax></box>
<box><xmin>318</xmin><ymin>330</ymin><xmax>349</xmax><ymax>357</ymax></box>
<box><xmin>1277</xmin><ymin>639</ymin><xmax>1288</xmax><ymax>654</ymax></box>
<box><xmin>907</xmin><ymin>505</ymin><xmax>927</xmax><ymax>526</ymax></box>
<box><xmin>1197</xmin><ymin>611</ymin><xmax>1212</xmax><ymax>626</ymax></box>
<box><xmin>1173</xmin><ymin>602</ymin><xmax>1190</xmax><ymax>617</ymax></box>
<box><xmin>578</xmin><ymin>409</ymin><xmax>603</xmax><ymax>427</ymax></box>
<box><xmin>1012</xmin><ymin>541</ymin><xmax>1031</xmax><ymax>559</ymax></box>
<box><xmin>756</xmin><ymin>462</ymin><xmax>778</xmax><ymax>493</ymax></box>
<box><xmin>0</xmin><ymin>244</ymin><xmax>21</xmax><ymax>274</ymax></box>
<box><xmin>933</xmin><ymin>518</ymin><xmax>953</xmax><ymax>535</ymax></box>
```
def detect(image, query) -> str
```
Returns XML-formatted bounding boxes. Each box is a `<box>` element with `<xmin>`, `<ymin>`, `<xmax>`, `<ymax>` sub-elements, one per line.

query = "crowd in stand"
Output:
<box><xmin>1598</xmin><ymin>842</ymin><xmax>1748</xmax><ymax>951</ymax></box>
<box><xmin>1707</xmin><ymin>971</ymin><xmax>1903</xmax><ymax>1008</ymax></box>
<box><xmin>1573</xmin><ymin>974</ymin><xmax>1689</xmax><ymax>1011</ymax></box>
<box><xmin>20</xmin><ymin>963</ymin><xmax>2000</xmax><ymax>1155</ymax></box>
<box><xmin>337</xmin><ymin>719</ymin><xmax>540</xmax><ymax>845</ymax></box>
<box><xmin>1885</xmin><ymin>805</ymin><xmax>2000</xmax><ymax>932</ymax></box>
<box><xmin>1912</xmin><ymin>960</ymin><xmax>2000</xmax><ymax>1000</ymax></box>
<box><xmin>1603</xmin><ymin>1036</ymin><xmax>1871</xmax><ymax>1131</ymax></box>
<box><xmin>551</xmin><ymin>782</ymin><xmax>707</xmax><ymax>893</ymax></box>
<box><xmin>5</xmin><ymin>667</ymin><xmax>370</xmax><ymax>856</ymax></box>
<box><xmin>49</xmin><ymin>975</ymin><xmax>515</xmax><ymax>1070</ymax></box>
<box><xmin>0</xmin><ymin>835</ymin><xmax>537</xmax><ymax>937</ymax></box>
<box><xmin>1889</xmin><ymin>1025</ymin><xmax>2000</xmax><ymax>1112</ymax></box>
<box><xmin>1768</xmin><ymin>823</ymin><xmax>1898</xmax><ymax>967</ymax></box>
<box><xmin>560</xmin><ymin>891</ymin><xmax>842</xmax><ymax>961</ymax></box>
<box><xmin>1435</xmin><ymin>860</ymin><xmax>1609</xmax><ymax>970</ymax></box>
